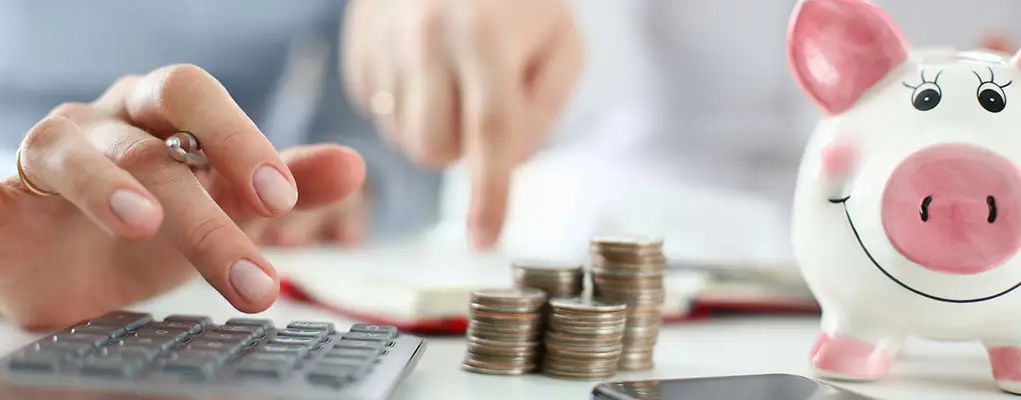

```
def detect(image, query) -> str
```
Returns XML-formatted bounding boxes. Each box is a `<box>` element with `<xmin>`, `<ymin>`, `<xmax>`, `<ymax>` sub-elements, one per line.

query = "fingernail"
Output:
<box><xmin>110</xmin><ymin>189</ymin><xmax>158</xmax><ymax>229</ymax></box>
<box><xmin>253</xmin><ymin>165</ymin><xmax>297</xmax><ymax>214</ymax></box>
<box><xmin>229</xmin><ymin>259</ymin><xmax>275</xmax><ymax>301</ymax></box>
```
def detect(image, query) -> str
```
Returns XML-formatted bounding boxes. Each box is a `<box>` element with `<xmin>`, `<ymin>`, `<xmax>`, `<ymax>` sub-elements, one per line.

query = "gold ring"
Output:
<box><xmin>16</xmin><ymin>147</ymin><xmax>57</xmax><ymax>197</ymax></box>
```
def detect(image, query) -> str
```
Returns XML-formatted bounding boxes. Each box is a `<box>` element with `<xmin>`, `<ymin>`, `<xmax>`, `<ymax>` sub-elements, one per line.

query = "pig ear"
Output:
<box><xmin>788</xmin><ymin>0</ymin><xmax>910</xmax><ymax>115</ymax></box>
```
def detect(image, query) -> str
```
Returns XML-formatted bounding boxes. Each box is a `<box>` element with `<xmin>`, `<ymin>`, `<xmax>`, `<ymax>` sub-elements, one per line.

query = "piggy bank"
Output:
<box><xmin>789</xmin><ymin>0</ymin><xmax>1021</xmax><ymax>394</ymax></box>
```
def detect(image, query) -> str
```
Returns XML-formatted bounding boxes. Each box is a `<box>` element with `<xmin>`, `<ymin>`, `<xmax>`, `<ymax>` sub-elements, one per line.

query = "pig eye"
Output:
<box><xmin>910</xmin><ymin>83</ymin><xmax>942</xmax><ymax>111</ymax></box>
<box><xmin>978</xmin><ymin>83</ymin><xmax>1007</xmax><ymax>113</ymax></box>
<box><xmin>973</xmin><ymin>67</ymin><xmax>1011</xmax><ymax>114</ymax></box>
<box><xmin>903</xmin><ymin>70</ymin><xmax>942</xmax><ymax>112</ymax></box>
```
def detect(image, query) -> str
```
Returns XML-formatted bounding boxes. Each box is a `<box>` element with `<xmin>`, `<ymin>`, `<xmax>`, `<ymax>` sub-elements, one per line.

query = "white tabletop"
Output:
<box><xmin>0</xmin><ymin>278</ymin><xmax>1016</xmax><ymax>400</ymax></box>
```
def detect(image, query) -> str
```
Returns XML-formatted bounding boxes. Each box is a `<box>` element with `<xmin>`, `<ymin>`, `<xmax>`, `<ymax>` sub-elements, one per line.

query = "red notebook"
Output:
<box><xmin>269</xmin><ymin>246</ymin><xmax>819</xmax><ymax>335</ymax></box>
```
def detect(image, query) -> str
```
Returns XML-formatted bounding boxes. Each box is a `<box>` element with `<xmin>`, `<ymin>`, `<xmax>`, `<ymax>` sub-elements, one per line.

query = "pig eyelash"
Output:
<box><xmin>972</xmin><ymin>66</ymin><xmax>1012</xmax><ymax>89</ymax></box>
<box><xmin>901</xmin><ymin>69</ymin><xmax>943</xmax><ymax>89</ymax></box>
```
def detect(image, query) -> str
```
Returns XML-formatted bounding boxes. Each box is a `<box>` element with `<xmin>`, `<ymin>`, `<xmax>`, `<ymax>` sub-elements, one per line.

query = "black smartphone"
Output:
<box><xmin>591</xmin><ymin>373</ymin><xmax>877</xmax><ymax>400</ymax></box>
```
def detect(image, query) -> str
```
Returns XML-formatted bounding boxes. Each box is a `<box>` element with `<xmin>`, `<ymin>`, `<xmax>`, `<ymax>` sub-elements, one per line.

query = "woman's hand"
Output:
<box><xmin>341</xmin><ymin>0</ymin><xmax>583</xmax><ymax>249</ymax></box>
<box><xmin>0</xmin><ymin>64</ymin><xmax>367</xmax><ymax>330</ymax></box>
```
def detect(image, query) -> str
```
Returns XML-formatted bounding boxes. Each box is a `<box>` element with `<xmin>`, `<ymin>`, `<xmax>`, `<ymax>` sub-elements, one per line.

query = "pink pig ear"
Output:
<box><xmin>788</xmin><ymin>0</ymin><xmax>910</xmax><ymax>115</ymax></box>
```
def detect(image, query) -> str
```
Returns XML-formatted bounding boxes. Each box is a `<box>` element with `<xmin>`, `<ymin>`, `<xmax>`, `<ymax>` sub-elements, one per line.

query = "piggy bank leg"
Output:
<box><xmin>984</xmin><ymin>341</ymin><xmax>1021</xmax><ymax>394</ymax></box>
<box><xmin>810</xmin><ymin>313</ymin><xmax>900</xmax><ymax>381</ymax></box>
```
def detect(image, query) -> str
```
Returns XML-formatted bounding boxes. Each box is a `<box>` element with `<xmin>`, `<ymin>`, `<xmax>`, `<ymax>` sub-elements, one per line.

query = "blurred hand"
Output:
<box><xmin>0</xmin><ymin>64</ymin><xmax>366</xmax><ymax>329</ymax></box>
<box><xmin>341</xmin><ymin>0</ymin><xmax>583</xmax><ymax>249</ymax></box>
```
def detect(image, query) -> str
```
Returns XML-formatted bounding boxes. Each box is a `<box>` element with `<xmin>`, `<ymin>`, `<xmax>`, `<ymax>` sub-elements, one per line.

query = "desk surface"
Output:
<box><xmin>0</xmin><ymin>279</ymin><xmax>1016</xmax><ymax>400</ymax></box>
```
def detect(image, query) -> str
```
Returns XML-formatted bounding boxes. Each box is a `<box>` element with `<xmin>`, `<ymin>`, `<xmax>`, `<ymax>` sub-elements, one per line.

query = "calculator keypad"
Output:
<box><xmin>1</xmin><ymin>310</ymin><xmax>415</xmax><ymax>396</ymax></box>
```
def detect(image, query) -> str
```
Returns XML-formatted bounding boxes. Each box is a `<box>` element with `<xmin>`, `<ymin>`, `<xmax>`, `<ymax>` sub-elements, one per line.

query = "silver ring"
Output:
<box><xmin>166</xmin><ymin>132</ymin><xmax>209</xmax><ymax>167</ymax></box>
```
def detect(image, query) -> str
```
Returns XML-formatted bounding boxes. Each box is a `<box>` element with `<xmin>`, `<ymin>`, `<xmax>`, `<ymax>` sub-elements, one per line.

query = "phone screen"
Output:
<box><xmin>592</xmin><ymin>374</ymin><xmax>875</xmax><ymax>400</ymax></box>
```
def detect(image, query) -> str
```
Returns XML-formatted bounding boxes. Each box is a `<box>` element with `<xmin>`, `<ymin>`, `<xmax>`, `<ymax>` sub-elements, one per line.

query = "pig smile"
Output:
<box><xmin>830</xmin><ymin>196</ymin><xmax>1021</xmax><ymax>303</ymax></box>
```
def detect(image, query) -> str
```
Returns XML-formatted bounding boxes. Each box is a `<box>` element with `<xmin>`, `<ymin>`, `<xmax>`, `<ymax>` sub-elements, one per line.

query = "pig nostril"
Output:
<box><xmin>920</xmin><ymin>195</ymin><xmax>933</xmax><ymax>222</ymax></box>
<box><xmin>988</xmin><ymin>195</ymin><xmax>998</xmax><ymax>223</ymax></box>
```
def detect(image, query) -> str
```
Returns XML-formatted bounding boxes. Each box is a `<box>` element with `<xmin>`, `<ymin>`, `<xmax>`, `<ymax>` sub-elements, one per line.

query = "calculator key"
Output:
<box><xmin>163</xmin><ymin>315</ymin><xmax>213</xmax><ymax>329</ymax></box>
<box><xmin>186</xmin><ymin>338</ymin><xmax>245</xmax><ymax>354</ymax></box>
<box><xmin>173</xmin><ymin>349</ymin><xmax>231</xmax><ymax>364</ymax></box>
<box><xmin>151</xmin><ymin>321</ymin><xmax>202</xmax><ymax>334</ymax></box>
<box><xmin>286</xmin><ymin>321</ymin><xmax>335</xmax><ymax>333</ymax></box>
<box><xmin>317</xmin><ymin>357</ymin><xmax>369</xmax><ymax>368</ymax></box>
<box><xmin>161</xmin><ymin>358</ymin><xmax>220</xmax><ymax>377</ymax></box>
<box><xmin>276</xmin><ymin>328</ymin><xmax>328</xmax><ymax>340</ymax></box>
<box><xmin>307</xmin><ymin>365</ymin><xmax>361</xmax><ymax>386</ymax></box>
<box><xmin>135</xmin><ymin>328</ymin><xmax>189</xmax><ymax>342</ymax></box>
<box><xmin>100</xmin><ymin>345</ymin><xmax>160</xmax><ymax>361</ymax></box>
<box><xmin>349</xmin><ymin>324</ymin><xmax>399</xmax><ymax>338</ymax></box>
<box><xmin>235</xmin><ymin>358</ymin><xmax>298</xmax><ymax>378</ymax></box>
<box><xmin>341</xmin><ymin>332</ymin><xmax>392</xmax><ymax>342</ymax></box>
<box><xmin>255</xmin><ymin>344</ymin><xmax>311</xmax><ymax>358</ymax></box>
<box><xmin>244</xmin><ymin>352</ymin><xmax>300</xmax><ymax>363</ymax></box>
<box><xmin>333</xmin><ymin>340</ymin><xmax>386</xmax><ymax>351</ymax></box>
<box><xmin>8</xmin><ymin>352</ymin><xmax>65</xmax><ymax>371</ymax></box>
<box><xmin>326</xmin><ymin>347</ymin><xmax>382</xmax><ymax>360</ymax></box>
<box><xmin>50</xmin><ymin>332</ymin><xmax>110</xmax><ymax>348</ymax></box>
<box><xmin>225</xmin><ymin>318</ymin><xmax>273</xmax><ymax>330</ymax></box>
<box><xmin>196</xmin><ymin>331</ymin><xmax>253</xmax><ymax>344</ymax></box>
<box><xmin>88</xmin><ymin>311</ymin><xmax>153</xmax><ymax>331</ymax></box>
<box><xmin>80</xmin><ymin>355</ymin><xmax>148</xmax><ymax>377</ymax></box>
<box><xmin>212</xmin><ymin>324</ymin><xmax>265</xmax><ymax>337</ymax></box>
<box><xmin>33</xmin><ymin>340</ymin><xmax>96</xmax><ymax>357</ymax></box>
<box><xmin>119</xmin><ymin>336</ymin><xmax>177</xmax><ymax>351</ymax></box>
<box><xmin>70</xmin><ymin>325</ymin><xmax>127</xmax><ymax>339</ymax></box>
<box><xmin>268</xmin><ymin>336</ymin><xmax>318</xmax><ymax>347</ymax></box>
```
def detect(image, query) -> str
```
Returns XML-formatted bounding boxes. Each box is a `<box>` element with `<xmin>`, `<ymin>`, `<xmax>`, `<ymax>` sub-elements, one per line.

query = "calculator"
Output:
<box><xmin>0</xmin><ymin>310</ymin><xmax>427</xmax><ymax>399</ymax></box>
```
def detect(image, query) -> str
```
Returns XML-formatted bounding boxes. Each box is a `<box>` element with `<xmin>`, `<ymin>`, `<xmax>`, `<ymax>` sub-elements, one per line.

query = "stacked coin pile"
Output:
<box><xmin>512</xmin><ymin>259</ymin><xmax>585</xmax><ymax>299</ymax></box>
<box><xmin>462</xmin><ymin>288</ymin><xmax>548</xmax><ymax>375</ymax></box>
<box><xmin>542</xmin><ymin>297</ymin><xmax>628</xmax><ymax>380</ymax></box>
<box><xmin>589</xmin><ymin>235</ymin><xmax>667</xmax><ymax>371</ymax></box>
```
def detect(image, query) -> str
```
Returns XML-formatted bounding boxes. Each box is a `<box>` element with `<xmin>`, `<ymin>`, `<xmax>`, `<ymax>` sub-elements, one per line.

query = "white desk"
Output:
<box><xmin>0</xmin><ymin>278</ymin><xmax>1016</xmax><ymax>400</ymax></box>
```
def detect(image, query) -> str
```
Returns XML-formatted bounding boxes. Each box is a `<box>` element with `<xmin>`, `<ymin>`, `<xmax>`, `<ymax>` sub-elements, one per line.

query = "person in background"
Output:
<box><xmin>1</xmin><ymin>0</ymin><xmax>1018</xmax><ymax>330</ymax></box>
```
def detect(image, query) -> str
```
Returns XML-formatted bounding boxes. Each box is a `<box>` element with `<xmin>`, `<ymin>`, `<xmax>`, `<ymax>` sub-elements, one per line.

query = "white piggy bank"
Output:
<box><xmin>789</xmin><ymin>0</ymin><xmax>1021</xmax><ymax>394</ymax></box>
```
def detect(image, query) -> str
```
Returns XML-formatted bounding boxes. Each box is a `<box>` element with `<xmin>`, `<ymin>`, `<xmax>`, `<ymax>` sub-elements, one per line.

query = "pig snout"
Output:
<box><xmin>881</xmin><ymin>143</ymin><xmax>1021</xmax><ymax>275</ymax></box>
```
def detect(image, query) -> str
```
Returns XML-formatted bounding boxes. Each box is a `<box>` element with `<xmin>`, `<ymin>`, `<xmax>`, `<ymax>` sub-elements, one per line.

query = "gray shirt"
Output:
<box><xmin>0</xmin><ymin>0</ymin><xmax>441</xmax><ymax>238</ymax></box>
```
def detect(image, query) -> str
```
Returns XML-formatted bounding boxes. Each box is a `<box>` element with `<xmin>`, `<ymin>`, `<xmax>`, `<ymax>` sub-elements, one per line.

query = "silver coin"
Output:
<box><xmin>461</xmin><ymin>363</ymin><xmax>535</xmax><ymax>376</ymax></box>
<box><xmin>550</xmin><ymin>311</ymin><xmax>628</xmax><ymax>324</ymax></box>
<box><xmin>466</xmin><ymin>344</ymin><xmax>537</xmax><ymax>358</ymax></box>
<box><xmin>541</xmin><ymin>365</ymin><xmax>619</xmax><ymax>380</ymax></box>
<box><xmin>469</xmin><ymin>302</ymin><xmax>545</xmax><ymax>313</ymax></box>
<box><xmin>471</xmin><ymin>287</ymin><xmax>548</xmax><ymax>306</ymax></box>
<box><xmin>590</xmin><ymin>235</ymin><xmax>664</xmax><ymax>248</ymax></box>
<box><xmin>466</xmin><ymin>328</ymin><xmax>540</xmax><ymax>342</ymax></box>
<box><xmin>547</xmin><ymin>320</ymin><xmax>626</xmax><ymax>336</ymax></box>
<box><xmin>549</xmin><ymin>297</ymin><xmax>627</xmax><ymax>313</ymax></box>
<box><xmin>544</xmin><ymin>341</ymin><xmax>624</xmax><ymax>354</ymax></box>
<box><xmin>466</xmin><ymin>336</ymin><xmax>540</xmax><ymax>349</ymax></box>
<box><xmin>464</xmin><ymin>352</ymin><xmax>536</xmax><ymax>367</ymax></box>
<box><xmin>544</xmin><ymin>347</ymin><xmax>623</xmax><ymax>360</ymax></box>
<box><xmin>512</xmin><ymin>259</ymin><xmax>584</xmax><ymax>272</ymax></box>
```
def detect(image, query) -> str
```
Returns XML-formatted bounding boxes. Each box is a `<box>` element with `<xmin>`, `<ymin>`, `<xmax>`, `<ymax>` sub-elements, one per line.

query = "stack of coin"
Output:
<box><xmin>462</xmin><ymin>288</ymin><xmax>548</xmax><ymax>375</ymax></box>
<box><xmin>512</xmin><ymin>259</ymin><xmax>585</xmax><ymax>299</ymax></box>
<box><xmin>589</xmin><ymin>235</ymin><xmax>666</xmax><ymax>371</ymax></box>
<box><xmin>542</xmin><ymin>297</ymin><xmax>628</xmax><ymax>380</ymax></box>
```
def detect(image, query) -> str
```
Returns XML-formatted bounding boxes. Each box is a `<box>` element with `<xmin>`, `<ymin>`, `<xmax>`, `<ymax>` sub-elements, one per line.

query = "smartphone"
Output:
<box><xmin>591</xmin><ymin>373</ymin><xmax>876</xmax><ymax>400</ymax></box>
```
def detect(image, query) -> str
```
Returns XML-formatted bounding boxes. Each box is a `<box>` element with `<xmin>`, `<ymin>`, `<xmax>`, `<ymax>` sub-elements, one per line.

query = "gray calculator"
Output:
<box><xmin>0</xmin><ymin>310</ymin><xmax>427</xmax><ymax>399</ymax></box>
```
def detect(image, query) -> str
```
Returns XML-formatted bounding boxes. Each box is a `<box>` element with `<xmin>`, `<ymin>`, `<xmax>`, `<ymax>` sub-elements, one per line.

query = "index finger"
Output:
<box><xmin>86</xmin><ymin>121</ymin><xmax>279</xmax><ymax>313</ymax></box>
<box><xmin>94</xmin><ymin>66</ymin><xmax>298</xmax><ymax>217</ymax></box>
<box><xmin>452</xmin><ymin>25</ymin><xmax>528</xmax><ymax>249</ymax></box>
